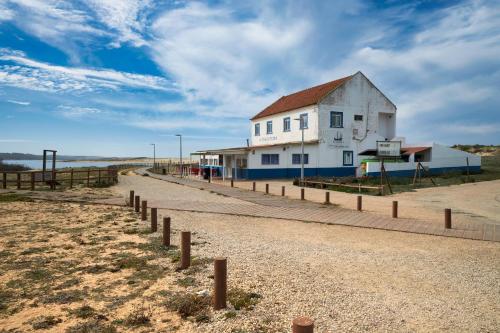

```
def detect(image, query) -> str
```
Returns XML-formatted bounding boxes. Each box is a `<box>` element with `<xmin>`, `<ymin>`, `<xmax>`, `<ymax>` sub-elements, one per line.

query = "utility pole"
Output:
<box><xmin>295</xmin><ymin>117</ymin><xmax>305</xmax><ymax>185</ymax></box>
<box><xmin>150</xmin><ymin>143</ymin><xmax>156</xmax><ymax>170</ymax></box>
<box><xmin>175</xmin><ymin>134</ymin><xmax>182</xmax><ymax>177</ymax></box>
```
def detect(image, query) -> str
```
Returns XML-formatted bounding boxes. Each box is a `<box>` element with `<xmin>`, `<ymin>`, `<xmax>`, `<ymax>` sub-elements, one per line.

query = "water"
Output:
<box><xmin>2</xmin><ymin>160</ymin><xmax>148</xmax><ymax>170</ymax></box>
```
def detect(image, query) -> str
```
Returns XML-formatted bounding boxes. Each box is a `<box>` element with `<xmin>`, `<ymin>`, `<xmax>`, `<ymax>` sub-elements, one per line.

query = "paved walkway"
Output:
<box><xmin>107</xmin><ymin>170</ymin><xmax>499</xmax><ymax>242</ymax></box>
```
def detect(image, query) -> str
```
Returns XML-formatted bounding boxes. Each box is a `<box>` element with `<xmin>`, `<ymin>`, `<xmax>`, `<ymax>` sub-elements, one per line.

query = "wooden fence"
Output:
<box><xmin>1</xmin><ymin>168</ymin><xmax>118</xmax><ymax>190</ymax></box>
<box><xmin>299</xmin><ymin>179</ymin><xmax>384</xmax><ymax>195</ymax></box>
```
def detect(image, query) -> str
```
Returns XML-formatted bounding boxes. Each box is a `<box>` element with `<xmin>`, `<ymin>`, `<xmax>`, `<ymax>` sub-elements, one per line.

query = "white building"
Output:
<box><xmin>197</xmin><ymin>71</ymin><xmax>480</xmax><ymax>179</ymax></box>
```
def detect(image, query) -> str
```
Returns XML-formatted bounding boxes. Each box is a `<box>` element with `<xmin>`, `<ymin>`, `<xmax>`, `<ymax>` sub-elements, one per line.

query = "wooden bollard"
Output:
<box><xmin>231</xmin><ymin>179</ymin><xmax>234</xmax><ymax>187</ymax></box>
<box><xmin>30</xmin><ymin>172</ymin><xmax>35</xmax><ymax>190</ymax></box>
<box><xmin>301</xmin><ymin>188</ymin><xmax>305</xmax><ymax>200</ymax></box>
<box><xmin>392</xmin><ymin>201</ymin><xmax>398</xmax><ymax>218</ymax></box>
<box><xmin>325</xmin><ymin>191</ymin><xmax>330</xmax><ymax>204</ymax></box>
<box><xmin>357</xmin><ymin>195</ymin><xmax>362</xmax><ymax>211</ymax></box>
<box><xmin>444</xmin><ymin>208</ymin><xmax>452</xmax><ymax>229</ymax></box>
<box><xmin>292</xmin><ymin>317</ymin><xmax>314</xmax><ymax>333</ymax></box>
<box><xmin>129</xmin><ymin>190</ymin><xmax>135</xmax><ymax>207</ymax></box>
<box><xmin>252</xmin><ymin>182</ymin><xmax>256</xmax><ymax>191</ymax></box>
<box><xmin>17</xmin><ymin>173</ymin><xmax>21</xmax><ymax>189</ymax></box>
<box><xmin>134</xmin><ymin>195</ymin><xmax>140</xmax><ymax>213</ymax></box>
<box><xmin>163</xmin><ymin>217</ymin><xmax>171</xmax><ymax>247</ymax></box>
<box><xmin>213</xmin><ymin>258</ymin><xmax>227</xmax><ymax>310</ymax></box>
<box><xmin>141</xmin><ymin>200</ymin><xmax>147</xmax><ymax>221</ymax></box>
<box><xmin>180</xmin><ymin>231</ymin><xmax>191</xmax><ymax>269</ymax></box>
<box><xmin>151</xmin><ymin>208</ymin><xmax>157</xmax><ymax>232</ymax></box>
<box><xmin>265</xmin><ymin>184</ymin><xmax>269</xmax><ymax>194</ymax></box>
<box><xmin>281</xmin><ymin>186</ymin><xmax>285</xmax><ymax>196</ymax></box>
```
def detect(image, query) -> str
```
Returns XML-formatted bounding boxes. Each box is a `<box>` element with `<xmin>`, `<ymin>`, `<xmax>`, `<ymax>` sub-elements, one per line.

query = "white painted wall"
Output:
<box><xmin>247</xmin><ymin>144</ymin><xmax>319</xmax><ymax>169</ymax></box>
<box><xmin>317</xmin><ymin>72</ymin><xmax>397</xmax><ymax>168</ymax></box>
<box><xmin>250</xmin><ymin>105</ymin><xmax>318</xmax><ymax>146</ymax></box>
<box><xmin>365</xmin><ymin>143</ymin><xmax>481</xmax><ymax>174</ymax></box>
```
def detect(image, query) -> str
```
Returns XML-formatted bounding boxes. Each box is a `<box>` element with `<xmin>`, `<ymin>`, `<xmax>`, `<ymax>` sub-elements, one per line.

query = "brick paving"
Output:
<box><xmin>119</xmin><ymin>171</ymin><xmax>499</xmax><ymax>242</ymax></box>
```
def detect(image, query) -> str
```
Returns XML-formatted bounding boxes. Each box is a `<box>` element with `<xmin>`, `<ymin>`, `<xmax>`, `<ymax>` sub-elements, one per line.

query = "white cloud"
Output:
<box><xmin>440</xmin><ymin>123</ymin><xmax>500</xmax><ymax>135</ymax></box>
<box><xmin>57</xmin><ymin>105</ymin><xmax>103</xmax><ymax>118</ymax></box>
<box><xmin>0</xmin><ymin>48</ymin><xmax>176</xmax><ymax>93</ymax></box>
<box><xmin>6</xmin><ymin>99</ymin><xmax>30</xmax><ymax>105</ymax></box>
<box><xmin>85</xmin><ymin>0</ymin><xmax>152</xmax><ymax>48</ymax></box>
<box><xmin>150</xmin><ymin>2</ymin><xmax>312</xmax><ymax>117</ymax></box>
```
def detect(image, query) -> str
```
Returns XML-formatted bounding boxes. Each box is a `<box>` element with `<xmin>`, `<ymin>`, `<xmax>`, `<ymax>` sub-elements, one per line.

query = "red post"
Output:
<box><xmin>292</xmin><ymin>317</ymin><xmax>314</xmax><ymax>333</ymax></box>
<box><xmin>141</xmin><ymin>200</ymin><xmax>147</xmax><ymax>221</ymax></box>
<box><xmin>392</xmin><ymin>201</ymin><xmax>398</xmax><ymax>218</ymax></box>
<box><xmin>129</xmin><ymin>190</ymin><xmax>134</xmax><ymax>207</ymax></box>
<box><xmin>357</xmin><ymin>195</ymin><xmax>362</xmax><ymax>211</ymax></box>
<box><xmin>445</xmin><ymin>208</ymin><xmax>451</xmax><ymax>229</ymax></box>
<box><xmin>213</xmin><ymin>258</ymin><xmax>227</xmax><ymax>310</ymax></box>
<box><xmin>134</xmin><ymin>195</ymin><xmax>140</xmax><ymax>213</ymax></box>
<box><xmin>180</xmin><ymin>231</ymin><xmax>191</xmax><ymax>269</ymax></box>
<box><xmin>151</xmin><ymin>207</ymin><xmax>157</xmax><ymax>232</ymax></box>
<box><xmin>163</xmin><ymin>217</ymin><xmax>171</xmax><ymax>247</ymax></box>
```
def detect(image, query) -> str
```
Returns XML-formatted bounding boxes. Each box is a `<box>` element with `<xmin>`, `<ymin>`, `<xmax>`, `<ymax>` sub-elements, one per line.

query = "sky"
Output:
<box><xmin>0</xmin><ymin>0</ymin><xmax>499</xmax><ymax>157</ymax></box>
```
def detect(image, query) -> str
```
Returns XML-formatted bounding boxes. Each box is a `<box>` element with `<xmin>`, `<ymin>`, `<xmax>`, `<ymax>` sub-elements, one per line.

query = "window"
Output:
<box><xmin>261</xmin><ymin>154</ymin><xmax>279</xmax><ymax>165</ymax></box>
<box><xmin>254</xmin><ymin>123</ymin><xmax>260</xmax><ymax>136</ymax></box>
<box><xmin>266</xmin><ymin>120</ymin><xmax>273</xmax><ymax>134</ymax></box>
<box><xmin>283</xmin><ymin>117</ymin><xmax>291</xmax><ymax>132</ymax></box>
<box><xmin>300</xmin><ymin>113</ymin><xmax>308</xmax><ymax>129</ymax></box>
<box><xmin>292</xmin><ymin>154</ymin><xmax>309</xmax><ymax>165</ymax></box>
<box><xmin>354</xmin><ymin>115</ymin><xmax>363</xmax><ymax>121</ymax></box>
<box><xmin>343</xmin><ymin>151</ymin><xmax>353</xmax><ymax>166</ymax></box>
<box><xmin>330</xmin><ymin>111</ymin><xmax>343</xmax><ymax>128</ymax></box>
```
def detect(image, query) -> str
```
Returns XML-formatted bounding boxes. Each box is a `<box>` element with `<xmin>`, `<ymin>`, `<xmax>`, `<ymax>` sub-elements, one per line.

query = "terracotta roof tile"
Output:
<box><xmin>251</xmin><ymin>75</ymin><xmax>353</xmax><ymax>120</ymax></box>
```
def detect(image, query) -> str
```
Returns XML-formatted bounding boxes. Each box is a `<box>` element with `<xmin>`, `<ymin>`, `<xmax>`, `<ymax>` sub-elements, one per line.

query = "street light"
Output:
<box><xmin>175</xmin><ymin>134</ymin><xmax>182</xmax><ymax>177</ymax></box>
<box><xmin>294</xmin><ymin>117</ymin><xmax>305</xmax><ymax>185</ymax></box>
<box><xmin>150</xmin><ymin>143</ymin><xmax>156</xmax><ymax>170</ymax></box>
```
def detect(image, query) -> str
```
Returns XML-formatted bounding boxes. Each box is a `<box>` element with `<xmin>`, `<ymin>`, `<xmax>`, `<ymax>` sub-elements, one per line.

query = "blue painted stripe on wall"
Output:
<box><xmin>245</xmin><ymin>167</ymin><xmax>356</xmax><ymax>179</ymax></box>
<box><xmin>366</xmin><ymin>166</ymin><xmax>481</xmax><ymax>178</ymax></box>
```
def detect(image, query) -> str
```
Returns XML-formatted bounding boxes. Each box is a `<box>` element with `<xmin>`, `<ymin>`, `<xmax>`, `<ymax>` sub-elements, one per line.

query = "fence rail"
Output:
<box><xmin>1</xmin><ymin>168</ymin><xmax>118</xmax><ymax>190</ymax></box>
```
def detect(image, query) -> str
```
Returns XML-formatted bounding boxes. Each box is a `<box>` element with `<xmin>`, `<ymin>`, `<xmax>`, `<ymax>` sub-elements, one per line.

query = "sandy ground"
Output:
<box><xmin>1</xmin><ymin>181</ymin><xmax>499</xmax><ymax>332</ymax></box>
<box><xmin>204</xmin><ymin>178</ymin><xmax>500</xmax><ymax>226</ymax></box>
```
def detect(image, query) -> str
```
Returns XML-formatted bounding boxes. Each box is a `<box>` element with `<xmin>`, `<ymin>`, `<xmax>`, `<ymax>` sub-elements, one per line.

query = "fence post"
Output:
<box><xmin>135</xmin><ymin>195</ymin><xmax>140</xmax><ymax>213</ymax></box>
<box><xmin>2</xmin><ymin>173</ymin><xmax>6</xmax><ymax>189</ymax></box>
<box><xmin>163</xmin><ymin>217</ymin><xmax>171</xmax><ymax>247</ymax></box>
<box><xmin>151</xmin><ymin>208</ymin><xmax>157</xmax><ymax>232</ymax></box>
<box><xmin>87</xmin><ymin>170</ymin><xmax>90</xmax><ymax>187</ymax></box>
<box><xmin>252</xmin><ymin>182</ymin><xmax>256</xmax><ymax>191</ymax></box>
<box><xmin>325</xmin><ymin>191</ymin><xmax>330</xmax><ymax>204</ymax></box>
<box><xmin>392</xmin><ymin>201</ymin><xmax>398</xmax><ymax>218</ymax></box>
<box><xmin>180</xmin><ymin>231</ymin><xmax>191</xmax><ymax>269</ymax></box>
<box><xmin>265</xmin><ymin>184</ymin><xmax>269</xmax><ymax>194</ymax></box>
<box><xmin>213</xmin><ymin>257</ymin><xmax>227</xmax><ymax>310</ymax></box>
<box><xmin>70</xmin><ymin>169</ymin><xmax>74</xmax><ymax>188</ymax></box>
<box><xmin>141</xmin><ymin>200</ymin><xmax>147</xmax><ymax>221</ymax></box>
<box><xmin>17</xmin><ymin>173</ymin><xmax>21</xmax><ymax>189</ymax></box>
<box><xmin>231</xmin><ymin>179</ymin><xmax>234</xmax><ymax>187</ymax></box>
<box><xmin>282</xmin><ymin>186</ymin><xmax>285</xmax><ymax>196</ymax></box>
<box><xmin>31</xmin><ymin>172</ymin><xmax>35</xmax><ymax>190</ymax></box>
<box><xmin>129</xmin><ymin>190</ymin><xmax>134</xmax><ymax>207</ymax></box>
<box><xmin>444</xmin><ymin>208</ymin><xmax>451</xmax><ymax>229</ymax></box>
<box><xmin>98</xmin><ymin>169</ymin><xmax>101</xmax><ymax>184</ymax></box>
<box><xmin>301</xmin><ymin>188</ymin><xmax>305</xmax><ymax>200</ymax></box>
<box><xmin>292</xmin><ymin>317</ymin><xmax>314</xmax><ymax>333</ymax></box>
<box><xmin>357</xmin><ymin>195</ymin><xmax>362</xmax><ymax>211</ymax></box>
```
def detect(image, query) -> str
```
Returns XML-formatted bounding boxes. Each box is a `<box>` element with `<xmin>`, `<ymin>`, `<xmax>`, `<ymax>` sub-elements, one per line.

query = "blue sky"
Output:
<box><xmin>0</xmin><ymin>0</ymin><xmax>499</xmax><ymax>157</ymax></box>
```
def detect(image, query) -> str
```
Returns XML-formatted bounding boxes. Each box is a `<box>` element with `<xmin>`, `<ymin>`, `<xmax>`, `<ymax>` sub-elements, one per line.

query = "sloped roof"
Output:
<box><xmin>401</xmin><ymin>147</ymin><xmax>430</xmax><ymax>155</ymax></box>
<box><xmin>251</xmin><ymin>74</ymin><xmax>353</xmax><ymax>120</ymax></box>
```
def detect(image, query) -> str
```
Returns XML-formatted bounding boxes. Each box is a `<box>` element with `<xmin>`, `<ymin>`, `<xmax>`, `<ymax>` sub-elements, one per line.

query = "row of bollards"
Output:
<box><xmin>128</xmin><ymin>190</ymin><xmax>229</xmax><ymax>315</ymax></box>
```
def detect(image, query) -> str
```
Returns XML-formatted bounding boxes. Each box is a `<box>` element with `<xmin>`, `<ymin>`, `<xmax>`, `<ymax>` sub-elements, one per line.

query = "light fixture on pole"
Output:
<box><xmin>175</xmin><ymin>134</ymin><xmax>183</xmax><ymax>177</ymax></box>
<box><xmin>294</xmin><ymin>117</ymin><xmax>305</xmax><ymax>185</ymax></box>
<box><xmin>150</xmin><ymin>143</ymin><xmax>156</xmax><ymax>170</ymax></box>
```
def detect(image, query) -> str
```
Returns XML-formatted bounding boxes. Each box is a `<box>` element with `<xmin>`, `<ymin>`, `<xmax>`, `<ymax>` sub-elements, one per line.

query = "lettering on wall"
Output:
<box><xmin>258</xmin><ymin>136</ymin><xmax>278</xmax><ymax>143</ymax></box>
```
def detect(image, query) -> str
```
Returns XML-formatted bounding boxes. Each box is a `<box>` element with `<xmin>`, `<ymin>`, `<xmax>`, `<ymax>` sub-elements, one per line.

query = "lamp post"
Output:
<box><xmin>150</xmin><ymin>143</ymin><xmax>156</xmax><ymax>170</ymax></box>
<box><xmin>294</xmin><ymin>117</ymin><xmax>305</xmax><ymax>185</ymax></box>
<box><xmin>175</xmin><ymin>134</ymin><xmax>183</xmax><ymax>177</ymax></box>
